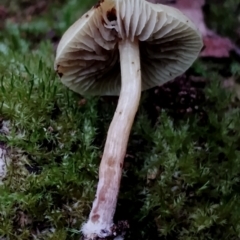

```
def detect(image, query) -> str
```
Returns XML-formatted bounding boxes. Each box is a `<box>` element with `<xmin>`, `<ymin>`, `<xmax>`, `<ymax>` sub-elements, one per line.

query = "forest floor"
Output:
<box><xmin>0</xmin><ymin>0</ymin><xmax>240</xmax><ymax>239</ymax></box>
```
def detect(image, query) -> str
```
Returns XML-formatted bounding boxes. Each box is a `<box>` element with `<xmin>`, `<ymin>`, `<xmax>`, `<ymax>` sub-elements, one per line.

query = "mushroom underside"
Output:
<box><xmin>55</xmin><ymin>0</ymin><xmax>202</xmax><ymax>96</ymax></box>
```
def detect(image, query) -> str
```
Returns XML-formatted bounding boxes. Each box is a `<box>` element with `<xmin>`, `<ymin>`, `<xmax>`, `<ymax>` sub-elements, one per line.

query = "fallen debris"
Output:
<box><xmin>0</xmin><ymin>119</ymin><xmax>10</xmax><ymax>184</ymax></box>
<box><xmin>151</xmin><ymin>0</ymin><xmax>240</xmax><ymax>57</ymax></box>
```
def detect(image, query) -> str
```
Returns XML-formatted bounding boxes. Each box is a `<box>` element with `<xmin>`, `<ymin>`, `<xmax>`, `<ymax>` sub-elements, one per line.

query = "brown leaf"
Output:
<box><xmin>201</xmin><ymin>36</ymin><xmax>234</xmax><ymax>58</ymax></box>
<box><xmin>223</xmin><ymin>77</ymin><xmax>240</xmax><ymax>100</ymax></box>
<box><xmin>0</xmin><ymin>6</ymin><xmax>7</xmax><ymax>20</ymax></box>
<box><xmin>24</xmin><ymin>1</ymin><xmax>47</xmax><ymax>17</ymax></box>
<box><xmin>151</xmin><ymin>0</ymin><xmax>240</xmax><ymax>58</ymax></box>
<box><xmin>17</xmin><ymin>211</ymin><xmax>32</xmax><ymax>227</ymax></box>
<box><xmin>78</xmin><ymin>98</ymin><xmax>87</xmax><ymax>107</ymax></box>
<box><xmin>0</xmin><ymin>5</ymin><xmax>8</xmax><ymax>29</ymax></box>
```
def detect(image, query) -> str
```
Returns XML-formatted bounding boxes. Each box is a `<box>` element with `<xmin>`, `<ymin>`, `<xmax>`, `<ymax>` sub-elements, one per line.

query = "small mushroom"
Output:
<box><xmin>54</xmin><ymin>0</ymin><xmax>203</xmax><ymax>239</ymax></box>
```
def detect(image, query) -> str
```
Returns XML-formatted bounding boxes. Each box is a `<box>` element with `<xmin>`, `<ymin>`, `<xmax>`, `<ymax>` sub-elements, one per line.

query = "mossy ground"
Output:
<box><xmin>0</xmin><ymin>0</ymin><xmax>240</xmax><ymax>239</ymax></box>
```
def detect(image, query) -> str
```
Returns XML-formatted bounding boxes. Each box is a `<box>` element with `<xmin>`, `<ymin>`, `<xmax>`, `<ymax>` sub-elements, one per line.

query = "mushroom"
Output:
<box><xmin>54</xmin><ymin>0</ymin><xmax>203</xmax><ymax>239</ymax></box>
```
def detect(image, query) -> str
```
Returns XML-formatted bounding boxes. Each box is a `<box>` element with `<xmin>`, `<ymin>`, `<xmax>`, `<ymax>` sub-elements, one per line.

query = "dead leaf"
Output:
<box><xmin>24</xmin><ymin>1</ymin><xmax>47</xmax><ymax>17</ymax></box>
<box><xmin>223</xmin><ymin>77</ymin><xmax>240</xmax><ymax>99</ymax></box>
<box><xmin>17</xmin><ymin>211</ymin><xmax>32</xmax><ymax>227</ymax></box>
<box><xmin>201</xmin><ymin>36</ymin><xmax>235</xmax><ymax>58</ymax></box>
<box><xmin>78</xmin><ymin>98</ymin><xmax>87</xmax><ymax>107</ymax></box>
<box><xmin>0</xmin><ymin>6</ymin><xmax>7</xmax><ymax>20</ymax></box>
<box><xmin>147</xmin><ymin>167</ymin><xmax>159</xmax><ymax>183</ymax></box>
<box><xmin>0</xmin><ymin>5</ymin><xmax>8</xmax><ymax>28</ymax></box>
<box><xmin>151</xmin><ymin>0</ymin><xmax>240</xmax><ymax>58</ymax></box>
<box><xmin>0</xmin><ymin>146</ymin><xmax>7</xmax><ymax>183</ymax></box>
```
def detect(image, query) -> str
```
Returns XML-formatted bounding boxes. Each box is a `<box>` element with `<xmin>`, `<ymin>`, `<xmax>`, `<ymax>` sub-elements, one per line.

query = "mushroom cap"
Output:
<box><xmin>54</xmin><ymin>0</ymin><xmax>203</xmax><ymax>96</ymax></box>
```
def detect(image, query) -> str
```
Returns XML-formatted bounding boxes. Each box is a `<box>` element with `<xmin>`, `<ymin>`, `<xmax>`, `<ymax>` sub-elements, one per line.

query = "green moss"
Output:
<box><xmin>0</xmin><ymin>42</ymin><xmax>99</xmax><ymax>238</ymax></box>
<box><xmin>1</xmin><ymin>0</ymin><xmax>240</xmax><ymax>239</ymax></box>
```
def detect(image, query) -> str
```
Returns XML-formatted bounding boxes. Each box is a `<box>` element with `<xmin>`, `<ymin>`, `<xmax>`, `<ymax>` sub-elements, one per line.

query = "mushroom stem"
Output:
<box><xmin>82</xmin><ymin>38</ymin><xmax>141</xmax><ymax>239</ymax></box>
